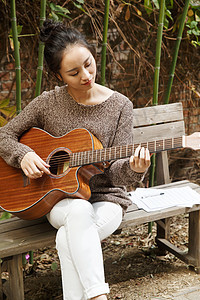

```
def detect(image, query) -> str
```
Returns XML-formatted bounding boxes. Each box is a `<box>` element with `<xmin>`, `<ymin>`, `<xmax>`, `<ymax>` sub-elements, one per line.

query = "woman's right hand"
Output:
<box><xmin>21</xmin><ymin>151</ymin><xmax>50</xmax><ymax>179</ymax></box>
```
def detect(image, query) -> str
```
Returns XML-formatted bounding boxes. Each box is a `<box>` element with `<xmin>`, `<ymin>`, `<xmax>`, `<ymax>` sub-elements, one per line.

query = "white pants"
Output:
<box><xmin>47</xmin><ymin>199</ymin><xmax>123</xmax><ymax>300</ymax></box>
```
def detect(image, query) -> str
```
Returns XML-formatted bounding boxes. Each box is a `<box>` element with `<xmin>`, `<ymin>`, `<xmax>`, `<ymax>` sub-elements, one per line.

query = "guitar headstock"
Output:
<box><xmin>185</xmin><ymin>132</ymin><xmax>200</xmax><ymax>150</ymax></box>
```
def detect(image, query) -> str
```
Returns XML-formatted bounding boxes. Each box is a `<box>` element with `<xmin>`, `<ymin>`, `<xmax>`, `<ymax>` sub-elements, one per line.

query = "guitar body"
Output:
<box><xmin>0</xmin><ymin>128</ymin><xmax>104</xmax><ymax>220</ymax></box>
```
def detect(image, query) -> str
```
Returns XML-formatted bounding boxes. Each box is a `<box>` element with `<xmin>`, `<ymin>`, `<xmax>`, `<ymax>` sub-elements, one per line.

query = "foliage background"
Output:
<box><xmin>0</xmin><ymin>0</ymin><xmax>200</xmax><ymax>131</ymax></box>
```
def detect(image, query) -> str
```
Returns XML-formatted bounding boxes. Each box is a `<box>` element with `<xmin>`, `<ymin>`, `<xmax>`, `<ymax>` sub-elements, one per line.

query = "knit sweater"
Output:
<box><xmin>0</xmin><ymin>85</ymin><xmax>145</xmax><ymax>211</ymax></box>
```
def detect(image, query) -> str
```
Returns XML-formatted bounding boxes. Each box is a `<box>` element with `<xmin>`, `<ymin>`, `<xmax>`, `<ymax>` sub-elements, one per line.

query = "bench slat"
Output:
<box><xmin>133</xmin><ymin>120</ymin><xmax>185</xmax><ymax>143</ymax></box>
<box><xmin>133</xmin><ymin>102</ymin><xmax>183</xmax><ymax>127</ymax></box>
<box><xmin>121</xmin><ymin>204</ymin><xmax>200</xmax><ymax>228</ymax></box>
<box><xmin>0</xmin><ymin>221</ymin><xmax>54</xmax><ymax>241</ymax></box>
<box><xmin>0</xmin><ymin>230</ymin><xmax>56</xmax><ymax>258</ymax></box>
<box><xmin>0</xmin><ymin>217</ymin><xmax>47</xmax><ymax>233</ymax></box>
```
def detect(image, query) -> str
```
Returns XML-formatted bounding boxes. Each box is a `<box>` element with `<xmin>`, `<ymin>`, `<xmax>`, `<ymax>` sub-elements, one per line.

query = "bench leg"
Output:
<box><xmin>156</xmin><ymin>218</ymin><xmax>171</xmax><ymax>255</ymax></box>
<box><xmin>188</xmin><ymin>210</ymin><xmax>200</xmax><ymax>273</ymax></box>
<box><xmin>7</xmin><ymin>254</ymin><xmax>24</xmax><ymax>300</ymax></box>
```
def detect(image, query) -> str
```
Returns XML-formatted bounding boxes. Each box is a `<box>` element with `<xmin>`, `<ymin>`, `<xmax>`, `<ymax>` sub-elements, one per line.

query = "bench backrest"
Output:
<box><xmin>132</xmin><ymin>102</ymin><xmax>185</xmax><ymax>185</ymax></box>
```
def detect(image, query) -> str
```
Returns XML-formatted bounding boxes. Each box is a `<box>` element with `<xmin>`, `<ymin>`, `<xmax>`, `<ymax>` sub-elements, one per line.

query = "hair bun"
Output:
<box><xmin>40</xmin><ymin>19</ymin><xmax>64</xmax><ymax>43</ymax></box>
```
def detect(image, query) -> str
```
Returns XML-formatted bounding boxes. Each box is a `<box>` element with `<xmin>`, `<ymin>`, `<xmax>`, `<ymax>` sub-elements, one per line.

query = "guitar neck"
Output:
<box><xmin>70</xmin><ymin>136</ymin><xmax>184</xmax><ymax>167</ymax></box>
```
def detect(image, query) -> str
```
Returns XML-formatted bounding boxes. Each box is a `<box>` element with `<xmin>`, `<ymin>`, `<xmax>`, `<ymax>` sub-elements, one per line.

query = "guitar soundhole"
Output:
<box><xmin>49</xmin><ymin>150</ymin><xmax>70</xmax><ymax>177</ymax></box>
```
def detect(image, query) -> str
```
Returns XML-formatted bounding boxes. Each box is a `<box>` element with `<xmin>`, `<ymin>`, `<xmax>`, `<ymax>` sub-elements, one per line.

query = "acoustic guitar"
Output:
<box><xmin>0</xmin><ymin>127</ymin><xmax>199</xmax><ymax>220</ymax></box>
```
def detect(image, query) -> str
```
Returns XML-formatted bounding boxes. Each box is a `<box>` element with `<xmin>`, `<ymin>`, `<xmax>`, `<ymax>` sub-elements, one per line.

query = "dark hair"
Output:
<box><xmin>40</xmin><ymin>19</ymin><xmax>95</xmax><ymax>76</ymax></box>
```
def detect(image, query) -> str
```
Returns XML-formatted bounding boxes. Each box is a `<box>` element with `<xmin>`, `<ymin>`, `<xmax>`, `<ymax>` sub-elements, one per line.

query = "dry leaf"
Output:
<box><xmin>125</xmin><ymin>6</ymin><xmax>130</xmax><ymax>21</ymax></box>
<box><xmin>116</xmin><ymin>3</ymin><xmax>125</xmax><ymax>15</ymax></box>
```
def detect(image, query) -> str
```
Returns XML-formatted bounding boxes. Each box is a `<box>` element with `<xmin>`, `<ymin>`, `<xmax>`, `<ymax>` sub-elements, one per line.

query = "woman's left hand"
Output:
<box><xmin>129</xmin><ymin>145</ymin><xmax>151</xmax><ymax>173</ymax></box>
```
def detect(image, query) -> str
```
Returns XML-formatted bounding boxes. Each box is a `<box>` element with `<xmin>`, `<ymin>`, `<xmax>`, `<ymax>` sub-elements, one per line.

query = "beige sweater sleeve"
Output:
<box><xmin>0</xmin><ymin>94</ymin><xmax>45</xmax><ymax>168</ymax></box>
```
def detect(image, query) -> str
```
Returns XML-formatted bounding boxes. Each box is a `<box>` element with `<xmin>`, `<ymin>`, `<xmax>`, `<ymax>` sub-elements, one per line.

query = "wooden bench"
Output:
<box><xmin>1</xmin><ymin>102</ymin><xmax>200</xmax><ymax>300</ymax></box>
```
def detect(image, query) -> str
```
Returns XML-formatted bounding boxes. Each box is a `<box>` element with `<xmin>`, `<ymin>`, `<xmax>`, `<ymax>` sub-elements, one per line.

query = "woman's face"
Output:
<box><xmin>59</xmin><ymin>45</ymin><xmax>96</xmax><ymax>92</ymax></box>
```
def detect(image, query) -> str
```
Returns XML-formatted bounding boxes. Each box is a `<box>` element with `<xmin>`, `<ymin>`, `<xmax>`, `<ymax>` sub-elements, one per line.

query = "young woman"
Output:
<box><xmin>0</xmin><ymin>20</ymin><xmax>150</xmax><ymax>300</ymax></box>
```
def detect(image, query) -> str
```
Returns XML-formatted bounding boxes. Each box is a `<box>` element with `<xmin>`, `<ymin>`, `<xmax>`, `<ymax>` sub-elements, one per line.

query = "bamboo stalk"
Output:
<box><xmin>27</xmin><ymin>0</ymin><xmax>47</xmax><ymax>266</ymax></box>
<box><xmin>150</xmin><ymin>0</ymin><xmax>165</xmax><ymax>196</ymax></box>
<box><xmin>101</xmin><ymin>0</ymin><xmax>110</xmax><ymax>86</ymax></box>
<box><xmin>153</xmin><ymin>0</ymin><xmax>165</xmax><ymax>105</ymax></box>
<box><xmin>10</xmin><ymin>0</ymin><xmax>21</xmax><ymax>114</ymax></box>
<box><xmin>164</xmin><ymin>0</ymin><xmax>190</xmax><ymax>104</ymax></box>
<box><xmin>35</xmin><ymin>0</ymin><xmax>46</xmax><ymax>97</ymax></box>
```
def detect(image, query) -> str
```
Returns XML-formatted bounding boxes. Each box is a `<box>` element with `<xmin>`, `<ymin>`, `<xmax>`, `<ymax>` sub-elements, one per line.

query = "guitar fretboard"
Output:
<box><xmin>69</xmin><ymin>136</ymin><xmax>183</xmax><ymax>167</ymax></box>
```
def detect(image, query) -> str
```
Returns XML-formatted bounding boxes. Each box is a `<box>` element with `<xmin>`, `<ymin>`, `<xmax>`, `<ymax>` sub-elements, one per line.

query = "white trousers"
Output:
<box><xmin>47</xmin><ymin>199</ymin><xmax>123</xmax><ymax>300</ymax></box>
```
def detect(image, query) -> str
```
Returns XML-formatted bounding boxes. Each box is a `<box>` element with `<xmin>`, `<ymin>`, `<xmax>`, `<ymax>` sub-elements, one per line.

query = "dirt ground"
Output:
<box><xmin>3</xmin><ymin>148</ymin><xmax>200</xmax><ymax>299</ymax></box>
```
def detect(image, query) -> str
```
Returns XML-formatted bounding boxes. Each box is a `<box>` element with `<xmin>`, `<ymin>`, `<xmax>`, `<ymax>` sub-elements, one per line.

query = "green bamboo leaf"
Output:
<box><xmin>191</xmin><ymin>40</ymin><xmax>200</xmax><ymax>47</ymax></box>
<box><xmin>0</xmin><ymin>106</ymin><xmax>16</xmax><ymax>117</ymax></box>
<box><xmin>191</xmin><ymin>20</ymin><xmax>198</xmax><ymax>27</ymax></box>
<box><xmin>164</xmin><ymin>16</ymin><xmax>169</xmax><ymax>29</ymax></box>
<box><xmin>166</xmin><ymin>0</ymin><xmax>173</xmax><ymax>9</ymax></box>
<box><xmin>0</xmin><ymin>98</ymin><xmax>10</xmax><ymax>108</ymax></box>
<box><xmin>73</xmin><ymin>3</ymin><xmax>82</xmax><ymax>9</ymax></box>
<box><xmin>192</xmin><ymin>29</ymin><xmax>200</xmax><ymax>35</ymax></box>
<box><xmin>76</xmin><ymin>0</ymin><xmax>84</xmax><ymax>3</ymax></box>
<box><xmin>0</xmin><ymin>212</ymin><xmax>12</xmax><ymax>220</ymax></box>
<box><xmin>152</xmin><ymin>0</ymin><xmax>159</xmax><ymax>9</ymax></box>
<box><xmin>144</xmin><ymin>0</ymin><xmax>153</xmax><ymax>15</ymax></box>
<box><xmin>57</xmin><ymin>12</ymin><xmax>72</xmax><ymax>20</ymax></box>
<box><xmin>190</xmin><ymin>0</ymin><xmax>200</xmax><ymax>8</ymax></box>
<box><xmin>0</xmin><ymin>115</ymin><xmax>7</xmax><ymax>126</ymax></box>
<box><xmin>51</xmin><ymin>262</ymin><xmax>58</xmax><ymax>271</ymax></box>
<box><xmin>166</xmin><ymin>9</ymin><xmax>173</xmax><ymax>21</ymax></box>
<box><xmin>49</xmin><ymin>2</ymin><xmax>56</xmax><ymax>10</ymax></box>
<box><xmin>50</xmin><ymin>11</ymin><xmax>59</xmax><ymax>20</ymax></box>
<box><xmin>164</xmin><ymin>9</ymin><xmax>173</xmax><ymax>29</ymax></box>
<box><xmin>195</xmin><ymin>11</ymin><xmax>200</xmax><ymax>22</ymax></box>
<box><xmin>53</xmin><ymin>5</ymin><xmax>70</xmax><ymax>14</ymax></box>
<box><xmin>10</xmin><ymin>25</ymin><xmax>23</xmax><ymax>37</ymax></box>
<box><xmin>73</xmin><ymin>2</ymin><xmax>86</xmax><ymax>13</ymax></box>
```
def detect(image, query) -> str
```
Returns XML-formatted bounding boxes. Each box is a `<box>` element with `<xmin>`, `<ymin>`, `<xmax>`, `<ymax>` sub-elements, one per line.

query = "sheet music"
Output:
<box><xmin>129</xmin><ymin>186</ymin><xmax>200</xmax><ymax>212</ymax></box>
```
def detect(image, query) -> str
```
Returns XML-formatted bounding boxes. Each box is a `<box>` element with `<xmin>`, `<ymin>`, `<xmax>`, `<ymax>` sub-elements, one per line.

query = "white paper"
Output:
<box><xmin>129</xmin><ymin>186</ymin><xmax>200</xmax><ymax>212</ymax></box>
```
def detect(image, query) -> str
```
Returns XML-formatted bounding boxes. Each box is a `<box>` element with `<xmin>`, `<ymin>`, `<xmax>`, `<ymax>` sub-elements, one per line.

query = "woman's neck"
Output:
<box><xmin>67</xmin><ymin>83</ymin><xmax>113</xmax><ymax>106</ymax></box>
<box><xmin>67</xmin><ymin>85</ymin><xmax>96</xmax><ymax>105</ymax></box>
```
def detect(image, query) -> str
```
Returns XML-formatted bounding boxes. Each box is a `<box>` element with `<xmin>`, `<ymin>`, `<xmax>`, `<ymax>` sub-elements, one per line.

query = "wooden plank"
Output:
<box><xmin>0</xmin><ymin>220</ymin><xmax>56</xmax><ymax>258</ymax></box>
<box><xmin>0</xmin><ymin>223</ymin><xmax>56</xmax><ymax>251</ymax></box>
<box><xmin>126</xmin><ymin>203</ymin><xmax>138</xmax><ymax>212</ymax></box>
<box><xmin>0</xmin><ymin>217</ymin><xmax>47</xmax><ymax>233</ymax></box>
<box><xmin>7</xmin><ymin>254</ymin><xmax>24</xmax><ymax>300</ymax></box>
<box><xmin>188</xmin><ymin>210</ymin><xmax>200</xmax><ymax>271</ymax></box>
<box><xmin>156</xmin><ymin>218</ymin><xmax>171</xmax><ymax>255</ymax></box>
<box><xmin>156</xmin><ymin>151</ymin><xmax>171</xmax><ymax>185</ymax></box>
<box><xmin>133</xmin><ymin>120</ymin><xmax>185</xmax><ymax>143</ymax></box>
<box><xmin>120</xmin><ymin>206</ymin><xmax>186</xmax><ymax>228</ymax></box>
<box><xmin>0</xmin><ymin>221</ymin><xmax>55</xmax><ymax>241</ymax></box>
<box><xmin>0</xmin><ymin>230</ymin><xmax>56</xmax><ymax>258</ymax></box>
<box><xmin>133</xmin><ymin>103</ymin><xmax>183</xmax><ymax>127</ymax></box>
<box><xmin>157</xmin><ymin>218</ymin><xmax>171</xmax><ymax>240</ymax></box>
<box><xmin>156</xmin><ymin>238</ymin><xmax>194</xmax><ymax>265</ymax></box>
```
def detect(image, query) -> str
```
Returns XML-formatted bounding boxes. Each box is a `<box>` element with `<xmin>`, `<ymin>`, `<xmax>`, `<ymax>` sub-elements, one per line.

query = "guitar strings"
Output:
<box><xmin>44</xmin><ymin>137</ymin><xmax>183</xmax><ymax>168</ymax></box>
